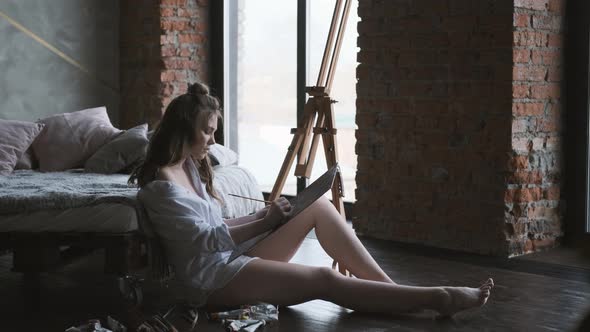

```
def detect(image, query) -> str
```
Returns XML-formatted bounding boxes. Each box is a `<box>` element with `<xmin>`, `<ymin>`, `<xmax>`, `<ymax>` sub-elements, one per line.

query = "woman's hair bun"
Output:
<box><xmin>187</xmin><ymin>82</ymin><xmax>209</xmax><ymax>96</ymax></box>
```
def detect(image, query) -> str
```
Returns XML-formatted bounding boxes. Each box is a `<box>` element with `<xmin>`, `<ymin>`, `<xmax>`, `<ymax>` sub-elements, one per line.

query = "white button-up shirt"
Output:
<box><xmin>138</xmin><ymin>158</ymin><xmax>256</xmax><ymax>305</ymax></box>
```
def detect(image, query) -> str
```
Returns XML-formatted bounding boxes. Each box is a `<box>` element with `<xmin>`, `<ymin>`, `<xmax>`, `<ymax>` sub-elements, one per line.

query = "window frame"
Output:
<box><xmin>564</xmin><ymin>0</ymin><xmax>590</xmax><ymax>244</ymax></box>
<box><xmin>212</xmin><ymin>0</ymin><xmax>354</xmax><ymax>215</ymax></box>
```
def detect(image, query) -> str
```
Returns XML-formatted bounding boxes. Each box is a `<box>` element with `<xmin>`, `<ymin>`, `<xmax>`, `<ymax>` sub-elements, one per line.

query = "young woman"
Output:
<box><xmin>130</xmin><ymin>82</ymin><xmax>493</xmax><ymax>316</ymax></box>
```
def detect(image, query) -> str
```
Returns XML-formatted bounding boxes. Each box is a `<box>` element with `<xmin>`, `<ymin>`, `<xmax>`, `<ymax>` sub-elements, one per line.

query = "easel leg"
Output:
<box><xmin>321</xmin><ymin>98</ymin><xmax>345</xmax><ymax>218</ymax></box>
<box><xmin>270</xmin><ymin>129</ymin><xmax>306</xmax><ymax>201</ymax></box>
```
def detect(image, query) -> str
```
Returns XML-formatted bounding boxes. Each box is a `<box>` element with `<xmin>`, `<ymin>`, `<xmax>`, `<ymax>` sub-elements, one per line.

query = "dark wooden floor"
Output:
<box><xmin>1</xmin><ymin>236</ymin><xmax>590</xmax><ymax>332</ymax></box>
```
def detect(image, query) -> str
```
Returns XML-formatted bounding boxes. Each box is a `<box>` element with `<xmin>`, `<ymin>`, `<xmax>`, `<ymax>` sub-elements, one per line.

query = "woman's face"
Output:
<box><xmin>191</xmin><ymin>113</ymin><xmax>217</xmax><ymax>160</ymax></box>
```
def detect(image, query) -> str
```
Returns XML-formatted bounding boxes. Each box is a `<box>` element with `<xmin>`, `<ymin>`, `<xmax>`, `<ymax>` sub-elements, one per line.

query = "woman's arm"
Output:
<box><xmin>224</xmin><ymin>205</ymin><xmax>269</xmax><ymax>227</ymax></box>
<box><xmin>226</xmin><ymin>217</ymin><xmax>275</xmax><ymax>244</ymax></box>
<box><xmin>226</xmin><ymin>198</ymin><xmax>292</xmax><ymax>245</ymax></box>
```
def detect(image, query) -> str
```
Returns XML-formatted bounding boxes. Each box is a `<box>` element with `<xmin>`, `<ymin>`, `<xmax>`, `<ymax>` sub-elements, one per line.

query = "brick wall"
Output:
<box><xmin>354</xmin><ymin>0</ymin><xmax>565</xmax><ymax>256</ymax></box>
<box><xmin>507</xmin><ymin>0</ymin><xmax>565</xmax><ymax>255</ymax></box>
<box><xmin>120</xmin><ymin>0</ymin><xmax>209</xmax><ymax>129</ymax></box>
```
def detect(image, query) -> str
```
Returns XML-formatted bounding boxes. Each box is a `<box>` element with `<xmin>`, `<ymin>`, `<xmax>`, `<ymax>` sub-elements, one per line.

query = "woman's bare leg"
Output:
<box><xmin>248</xmin><ymin>196</ymin><xmax>393</xmax><ymax>283</ymax></box>
<box><xmin>207</xmin><ymin>259</ymin><xmax>493</xmax><ymax>316</ymax></box>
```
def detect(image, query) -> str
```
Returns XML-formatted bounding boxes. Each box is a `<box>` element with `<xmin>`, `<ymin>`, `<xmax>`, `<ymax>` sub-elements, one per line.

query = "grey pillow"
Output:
<box><xmin>209</xmin><ymin>143</ymin><xmax>239</xmax><ymax>167</ymax></box>
<box><xmin>84</xmin><ymin>124</ymin><xmax>149</xmax><ymax>174</ymax></box>
<box><xmin>0</xmin><ymin>120</ymin><xmax>44</xmax><ymax>175</ymax></box>
<box><xmin>15</xmin><ymin>148</ymin><xmax>38</xmax><ymax>170</ymax></box>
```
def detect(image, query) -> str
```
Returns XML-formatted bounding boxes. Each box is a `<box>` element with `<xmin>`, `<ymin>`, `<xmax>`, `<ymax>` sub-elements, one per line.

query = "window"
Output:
<box><xmin>224</xmin><ymin>0</ymin><xmax>358</xmax><ymax>202</ymax></box>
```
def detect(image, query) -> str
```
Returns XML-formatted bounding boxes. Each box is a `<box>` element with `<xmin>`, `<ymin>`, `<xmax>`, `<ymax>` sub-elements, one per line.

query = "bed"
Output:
<box><xmin>0</xmin><ymin>165</ymin><xmax>264</xmax><ymax>306</ymax></box>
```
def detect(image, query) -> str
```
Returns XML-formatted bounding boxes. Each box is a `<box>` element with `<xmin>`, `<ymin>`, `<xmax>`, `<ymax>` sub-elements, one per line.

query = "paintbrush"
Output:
<box><xmin>228</xmin><ymin>193</ymin><xmax>272</xmax><ymax>204</ymax></box>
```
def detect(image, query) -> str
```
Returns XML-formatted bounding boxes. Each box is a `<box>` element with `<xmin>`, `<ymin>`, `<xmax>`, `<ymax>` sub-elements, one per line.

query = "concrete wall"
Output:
<box><xmin>0</xmin><ymin>0</ymin><xmax>119</xmax><ymax>124</ymax></box>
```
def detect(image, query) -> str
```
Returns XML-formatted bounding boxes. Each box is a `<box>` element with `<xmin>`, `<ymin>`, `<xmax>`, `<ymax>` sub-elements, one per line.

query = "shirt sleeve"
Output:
<box><xmin>139</xmin><ymin>183</ymin><xmax>236</xmax><ymax>253</ymax></box>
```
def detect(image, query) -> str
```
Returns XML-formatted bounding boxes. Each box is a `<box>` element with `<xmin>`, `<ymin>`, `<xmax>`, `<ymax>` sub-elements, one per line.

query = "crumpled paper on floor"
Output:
<box><xmin>65</xmin><ymin>316</ymin><xmax>126</xmax><ymax>332</ymax></box>
<box><xmin>208</xmin><ymin>303</ymin><xmax>278</xmax><ymax>332</ymax></box>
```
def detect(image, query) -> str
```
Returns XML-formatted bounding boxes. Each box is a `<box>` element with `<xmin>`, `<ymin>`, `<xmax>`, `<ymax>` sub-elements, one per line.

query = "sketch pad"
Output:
<box><xmin>227</xmin><ymin>164</ymin><xmax>340</xmax><ymax>263</ymax></box>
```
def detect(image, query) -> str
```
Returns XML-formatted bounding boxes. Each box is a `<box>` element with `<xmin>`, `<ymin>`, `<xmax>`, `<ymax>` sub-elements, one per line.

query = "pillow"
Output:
<box><xmin>209</xmin><ymin>144</ymin><xmax>239</xmax><ymax>167</ymax></box>
<box><xmin>0</xmin><ymin>120</ymin><xmax>44</xmax><ymax>175</ymax></box>
<box><xmin>14</xmin><ymin>148</ymin><xmax>38</xmax><ymax>170</ymax></box>
<box><xmin>32</xmin><ymin>106</ymin><xmax>121</xmax><ymax>172</ymax></box>
<box><xmin>84</xmin><ymin>123</ymin><xmax>149</xmax><ymax>174</ymax></box>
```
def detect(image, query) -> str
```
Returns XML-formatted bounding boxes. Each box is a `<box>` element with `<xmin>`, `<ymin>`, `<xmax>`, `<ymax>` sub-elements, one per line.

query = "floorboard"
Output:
<box><xmin>1</xmin><ymin>236</ymin><xmax>589</xmax><ymax>331</ymax></box>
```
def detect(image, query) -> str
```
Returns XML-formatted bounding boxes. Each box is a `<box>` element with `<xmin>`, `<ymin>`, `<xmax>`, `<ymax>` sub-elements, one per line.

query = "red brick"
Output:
<box><xmin>179</xmin><ymin>47</ymin><xmax>193</xmax><ymax>57</ymax></box>
<box><xmin>514</xmin><ymin>0</ymin><xmax>549</xmax><ymax>10</ymax></box>
<box><xmin>512</xmin><ymin>137</ymin><xmax>532</xmax><ymax>153</ymax></box>
<box><xmin>160</xmin><ymin>71</ymin><xmax>175</xmax><ymax>82</ymax></box>
<box><xmin>532</xmin><ymin>50</ymin><xmax>561</xmax><ymax>65</ymax></box>
<box><xmin>163</xmin><ymin>58</ymin><xmax>199</xmax><ymax>70</ymax></box>
<box><xmin>532</xmin><ymin>137</ymin><xmax>546</xmax><ymax>151</ymax></box>
<box><xmin>505</xmin><ymin>187</ymin><xmax>543</xmax><ymax>203</ymax></box>
<box><xmin>513</xmin><ymin>65</ymin><xmax>547</xmax><ymax>81</ymax></box>
<box><xmin>546</xmin><ymin>102</ymin><xmax>561</xmax><ymax>120</ymax></box>
<box><xmin>531</xmin><ymin>83</ymin><xmax>560</xmax><ymax>99</ymax></box>
<box><xmin>160</xmin><ymin>83</ymin><xmax>174</xmax><ymax>97</ymax></box>
<box><xmin>160</xmin><ymin>7</ymin><xmax>175</xmax><ymax>17</ymax></box>
<box><xmin>543</xmin><ymin>50</ymin><xmax>563</xmax><ymax>65</ymax></box>
<box><xmin>528</xmin><ymin>206</ymin><xmax>558</xmax><ymax>219</ymax></box>
<box><xmin>513</xmin><ymin>85</ymin><xmax>530</xmax><ymax>98</ymax></box>
<box><xmin>513</xmin><ymin>13</ymin><xmax>530</xmax><ymax>28</ymax></box>
<box><xmin>507</xmin><ymin>170</ymin><xmax>543</xmax><ymax>184</ymax></box>
<box><xmin>161</xmin><ymin>20</ymin><xmax>190</xmax><ymax>31</ymax></box>
<box><xmin>547</xmin><ymin>67</ymin><xmax>562</xmax><ymax>81</ymax></box>
<box><xmin>512</xmin><ymin>118</ymin><xmax>529</xmax><ymax>133</ymax></box>
<box><xmin>546</xmin><ymin>136</ymin><xmax>561</xmax><ymax>150</ymax></box>
<box><xmin>178</xmin><ymin>8</ymin><xmax>199</xmax><ymax>17</ymax></box>
<box><xmin>547</xmin><ymin>33</ymin><xmax>562</xmax><ymax>47</ymax></box>
<box><xmin>532</xmin><ymin>15</ymin><xmax>560</xmax><ymax>31</ymax></box>
<box><xmin>179</xmin><ymin>33</ymin><xmax>203</xmax><ymax>44</ymax></box>
<box><xmin>548</xmin><ymin>0</ymin><xmax>564</xmax><ymax>13</ymax></box>
<box><xmin>513</xmin><ymin>31</ymin><xmax>547</xmax><ymax>47</ymax></box>
<box><xmin>194</xmin><ymin>21</ymin><xmax>207</xmax><ymax>33</ymax></box>
<box><xmin>513</xmin><ymin>102</ymin><xmax>545</xmax><ymax>116</ymax></box>
<box><xmin>161</xmin><ymin>0</ymin><xmax>187</xmax><ymax>5</ymax></box>
<box><xmin>544</xmin><ymin>185</ymin><xmax>560</xmax><ymax>200</ymax></box>
<box><xmin>160</xmin><ymin>34</ymin><xmax>175</xmax><ymax>45</ymax></box>
<box><xmin>514</xmin><ymin>49</ymin><xmax>530</xmax><ymax>63</ymax></box>
<box><xmin>509</xmin><ymin>155</ymin><xmax>530</xmax><ymax>170</ymax></box>
<box><xmin>536</xmin><ymin>117</ymin><xmax>559</xmax><ymax>132</ymax></box>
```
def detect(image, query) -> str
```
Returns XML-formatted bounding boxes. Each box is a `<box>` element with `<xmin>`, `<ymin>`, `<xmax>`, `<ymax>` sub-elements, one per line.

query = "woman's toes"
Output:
<box><xmin>480</xmin><ymin>284</ymin><xmax>491</xmax><ymax>291</ymax></box>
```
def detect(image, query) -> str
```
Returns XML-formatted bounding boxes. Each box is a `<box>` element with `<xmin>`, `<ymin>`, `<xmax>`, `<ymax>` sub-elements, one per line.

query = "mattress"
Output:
<box><xmin>0</xmin><ymin>203</ymin><xmax>137</xmax><ymax>233</ymax></box>
<box><xmin>0</xmin><ymin>165</ymin><xmax>264</xmax><ymax>233</ymax></box>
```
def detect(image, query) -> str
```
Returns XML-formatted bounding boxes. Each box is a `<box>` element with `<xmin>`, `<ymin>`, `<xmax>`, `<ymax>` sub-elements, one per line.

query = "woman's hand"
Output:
<box><xmin>263</xmin><ymin>197</ymin><xmax>292</xmax><ymax>228</ymax></box>
<box><xmin>254</xmin><ymin>205</ymin><xmax>270</xmax><ymax>220</ymax></box>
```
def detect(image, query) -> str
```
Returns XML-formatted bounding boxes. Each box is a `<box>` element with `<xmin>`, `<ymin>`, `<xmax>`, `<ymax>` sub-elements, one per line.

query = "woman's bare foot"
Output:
<box><xmin>436</xmin><ymin>278</ymin><xmax>494</xmax><ymax>316</ymax></box>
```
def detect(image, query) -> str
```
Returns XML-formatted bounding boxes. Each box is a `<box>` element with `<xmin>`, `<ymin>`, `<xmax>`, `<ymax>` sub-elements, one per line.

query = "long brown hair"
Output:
<box><xmin>129</xmin><ymin>82</ymin><xmax>222</xmax><ymax>201</ymax></box>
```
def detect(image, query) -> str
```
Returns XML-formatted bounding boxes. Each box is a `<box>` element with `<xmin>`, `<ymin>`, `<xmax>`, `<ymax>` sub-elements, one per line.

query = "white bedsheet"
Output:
<box><xmin>0</xmin><ymin>203</ymin><xmax>137</xmax><ymax>232</ymax></box>
<box><xmin>0</xmin><ymin>165</ymin><xmax>264</xmax><ymax>233</ymax></box>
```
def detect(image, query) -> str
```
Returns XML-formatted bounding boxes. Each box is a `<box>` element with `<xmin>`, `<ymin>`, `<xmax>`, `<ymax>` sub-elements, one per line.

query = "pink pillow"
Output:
<box><xmin>32</xmin><ymin>107</ymin><xmax>122</xmax><ymax>172</ymax></box>
<box><xmin>15</xmin><ymin>147</ymin><xmax>40</xmax><ymax>170</ymax></box>
<box><xmin>0</xmin><ymin>120</ymin><xmax>45</xmax><ymax>175</ymax></box>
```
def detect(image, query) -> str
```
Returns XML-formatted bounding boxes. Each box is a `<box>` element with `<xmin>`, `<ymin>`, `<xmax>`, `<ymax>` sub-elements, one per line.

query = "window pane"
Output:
<box><xmin>235</xmin><ymin>1</ymin><xmax>298</xmax><ymax>196</ymax></box>
<box><xmin>309</xmin><ymin>0</ymin><xmax>359</xmax><ymax>202</ymax></box>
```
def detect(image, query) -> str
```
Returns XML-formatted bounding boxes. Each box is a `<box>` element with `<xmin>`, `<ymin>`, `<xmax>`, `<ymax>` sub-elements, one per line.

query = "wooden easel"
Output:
<box><xmin>270</xmin><ymin>0</ymin><xmax>351</xmax><ymax>218</ymax></box>
<box><xmin>270</xmin><ymin>0</ymin><xmax>352</xmax><ymax>276</ymax></box>
<box><xmin>271</xmin><ymin>0</ymin><xmax>351</xmax><ymax>224</ymax></box>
